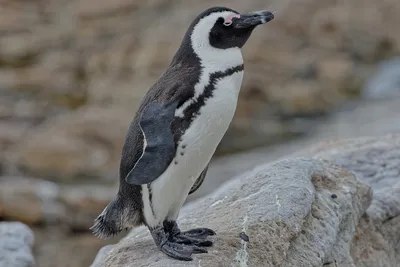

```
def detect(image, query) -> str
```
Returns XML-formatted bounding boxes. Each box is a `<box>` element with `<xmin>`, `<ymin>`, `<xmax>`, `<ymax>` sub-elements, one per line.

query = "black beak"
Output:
<box><xmin>232</xmin><ymin>11</ymin><xmax>274</xmax><ymax>28</ymax></box>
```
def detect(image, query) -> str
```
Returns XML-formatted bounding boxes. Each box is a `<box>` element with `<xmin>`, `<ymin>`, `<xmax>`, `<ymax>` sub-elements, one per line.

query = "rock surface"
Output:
<box><xmin>2</xmin><ymin>0</ymin><xmax>400</xmax><ymax>180</ymax></box>
<box><xmin>0</xmin><ymin>222</ymin><xmax>35</xmax><ymax>267</ymax></box>
<box><xmin>294</xmin><ymin>133</ymin><xmax>400</xmax><ymax>191</ymax></box>
<box><xmin>295</xmin><ymin>134</ymin><xmax>400</xmax><ymax>266</ymax></box>
<box><xmin>92</xmin><ymin>158</ymin><xmax>372</xmax><ymax>267</ymax></box>
<box><xmin>92</xmin><ymin>134</ymin><xmax>400</xmax><ymax>267</ymax></box>
<box><xmin>365</xmin><ymin>182</ymin><xmax>400</xmax><ymax>265</ymax></box>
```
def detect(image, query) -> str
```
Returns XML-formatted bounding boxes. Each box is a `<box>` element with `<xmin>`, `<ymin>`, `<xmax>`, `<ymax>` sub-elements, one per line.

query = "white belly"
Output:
<box><xmin>142</xmin><ymin>71</ymin><xmax>244</xmax><ymax>227</ymax></box>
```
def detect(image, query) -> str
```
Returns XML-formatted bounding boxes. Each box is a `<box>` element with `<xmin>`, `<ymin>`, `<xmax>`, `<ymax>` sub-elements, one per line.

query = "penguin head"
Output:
<box><xmin>190</xmin><ymin>7</ymin><xmax>274</xmax><ymax>49</ymax></box>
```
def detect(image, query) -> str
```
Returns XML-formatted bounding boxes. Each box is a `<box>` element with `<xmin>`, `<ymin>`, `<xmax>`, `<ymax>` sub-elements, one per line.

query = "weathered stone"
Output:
<box><xmin>92</xmin><ymin>158</ymin><xmax>371</xmax><ymax>267</ymax></box>
<box><xmin>75</xmin><ymin>0</ymin><xmax>140</xmax><ymax>18</ymax></box>
<box><xmin>0</xmin><ymin>222</ymin><xmax>35</xmax><ymax>267</ymax></box>
<box><xmin>294</xmin><ymin>133</ymin><xmax>400</xmax><ymax>191</ymax></box>
<box><xmin>350</xmin><ymin>215</ymin><xmax>395</xmax><ymax>267</ymax></box>
<box><xmin>364</xmin><ymin>181</ymin><xmax>400</xmax><ymax>265</ymax></box>
<box><xmin>350</xmin><ymin>181</ymin><xmax>400</xmax><ymax>267</ymax></box>
<box><xmin>0</xmin><ymin>121</ymin><xmax>32</xmax><ymax>150</ymax></box>
<box><xmin>90</xmin><ymin>245</ymin><xmax>115</xmax><ymax>267</ymax></box>
<box><xmin>12</xmin><ymin>106</ymin><xmax>130</xmax><ymax>183</ymax></box>
<box><xmin>0</xmin><ymin>69</ymin><xmax>18</xmax><ymax>90</ymax></box>
<box><xmin>0</xmin><ymin>33</ymin><xmax>42</xmax><ymax>62</ymax></box>
<box><xmin>317</xmin><ymin>55</ymin><xmax>355</xmax><ymax>86</ymax></box>
<box><xmin>350</xmin><ymin>180</ymin><xmax>400</xmax><ymax>267</ymax></box>
<box><xmin>294</xmin><ymin>134</ymin><xmax>400</xmax><ymax>267</ymax></box>
<box><xmin>0</xmin><ymin>176</ymin><xmax>63</xmax><ymax>225</ymax></box>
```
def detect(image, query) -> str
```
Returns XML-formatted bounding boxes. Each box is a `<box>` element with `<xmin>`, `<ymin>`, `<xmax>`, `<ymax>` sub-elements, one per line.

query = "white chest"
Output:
<box><xmin>142</xmin><ymin>71</ymin><xmax>244</xmax><ymax>227</ymax></box>
<box><xmin>180</xmin><ymin>71</ymin><xmax>244</xmax><ymax>157</ymax></box>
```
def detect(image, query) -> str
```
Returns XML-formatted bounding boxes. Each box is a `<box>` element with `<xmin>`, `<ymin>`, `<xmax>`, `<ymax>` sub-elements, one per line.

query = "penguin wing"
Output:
<box><xmin>124</xmin><ymin>99</ymin><xmax>180</xmax><ymax>185</ymax></box>
<box><xmin>188</xmin><ymin>164</ymin><xmax>209</xmax><ymax>195</ymax></box>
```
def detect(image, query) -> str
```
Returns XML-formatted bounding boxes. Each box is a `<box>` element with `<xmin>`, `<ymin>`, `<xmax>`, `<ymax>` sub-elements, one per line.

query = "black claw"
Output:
<box><xmin>181</xmin><ymin>228</ymin><xmax>216</xmax><ymax>239</ymax></box>
<box><xmin>160</xmin><ymin>241</ymin><xmax>208</xmax><ymax>260</ymax></box>
<box><xmin>171</xmin><ymin>235</ymin><xmax>214</xmax><ymax>247</ymax></box>
<box><xmin>191</xmin><ymin>245</ymin><xmax>208</xmax><ymax>254</ymax></box>
<box><xmin>197</xmin><ymin>240</ymin><xmax>213</xmax><ymax>247</ymax></box>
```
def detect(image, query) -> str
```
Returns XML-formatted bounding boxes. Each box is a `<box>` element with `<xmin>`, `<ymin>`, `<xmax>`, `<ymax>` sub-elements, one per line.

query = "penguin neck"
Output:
<box><xmin>172</xmin><ymin>34</ymin><xmax>245</xmax><ymax>119</ymax></box>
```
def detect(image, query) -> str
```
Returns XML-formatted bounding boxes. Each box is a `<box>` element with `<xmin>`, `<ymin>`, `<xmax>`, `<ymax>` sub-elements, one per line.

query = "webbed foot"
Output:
<box><xmin>164</xmin><ymin>221</ymin><xmax>216</xmax><ymax>246</ymax></box>
<box><xmin>149</xmin><ymin>225</ymin><xmax>208</xmax><ymax>261</ymax></box>
<box><xmin>180</xmin><ymin>228</ymin><xmax>216</xmax><ymax>240</ymax></box>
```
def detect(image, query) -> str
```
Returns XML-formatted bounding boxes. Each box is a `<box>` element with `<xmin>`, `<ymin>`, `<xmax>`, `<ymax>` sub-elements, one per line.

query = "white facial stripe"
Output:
<box><xmin>190</xmin><ymin>11</ymin><xmax>243</xmax><ymax>70</ymax></box>
<box><xmin>175</xmin><ymin>11</ymin><xmax>244</xmax><ymax>118</ymax></box>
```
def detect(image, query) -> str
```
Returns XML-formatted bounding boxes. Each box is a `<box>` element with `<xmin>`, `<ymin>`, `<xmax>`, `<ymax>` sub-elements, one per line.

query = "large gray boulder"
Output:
<box><xmin>295</xmin><ymin>134</ymin><xmax>400</xmax><ymax>266</ymax></box>
<box><xmin>92</xmin><ymin>158</ymin><xmax>372</xmax><ymax>267</ymax></box>
<box><xmin>0</xmin><ymin>222</ymin><xmax>35</xmax><ymax>267</ymax></box>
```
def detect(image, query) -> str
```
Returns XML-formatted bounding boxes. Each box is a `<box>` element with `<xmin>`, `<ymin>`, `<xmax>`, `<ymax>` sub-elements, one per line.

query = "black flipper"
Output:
<box><xmin>125</xmin><ymin>100</ymin><xmax>179</xmax><ymax>185</ymax></box>
<box><xmin>188</xmin><ymin>165</ymin><xmax>209</xmax><ymax>195</ymax></box>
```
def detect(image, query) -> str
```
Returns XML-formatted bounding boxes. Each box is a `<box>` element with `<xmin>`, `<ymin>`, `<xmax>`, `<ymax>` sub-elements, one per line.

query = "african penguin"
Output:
<box><xmin>91</xmin><ymin>6</ymin><xmax>274</xmax><ymax>261</ymax></box>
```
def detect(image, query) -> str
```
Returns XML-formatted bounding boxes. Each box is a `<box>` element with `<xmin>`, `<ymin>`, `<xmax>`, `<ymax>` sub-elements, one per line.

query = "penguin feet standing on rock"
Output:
<box><xmin>149</xmin><ymin>224</ymin><xmax>211</xmax><ymax>261</ymax></box>
<box><xmin>164</xmin><ymin>220</ymin><xmax>215</xmax><ymax>247</ymax></box>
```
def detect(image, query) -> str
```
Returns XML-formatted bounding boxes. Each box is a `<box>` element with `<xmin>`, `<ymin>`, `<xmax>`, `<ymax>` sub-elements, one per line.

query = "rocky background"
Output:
<box><xmin>0</xmin><ymin>0</ymin><xmax>400</xmax><ymax>266</ymax></box>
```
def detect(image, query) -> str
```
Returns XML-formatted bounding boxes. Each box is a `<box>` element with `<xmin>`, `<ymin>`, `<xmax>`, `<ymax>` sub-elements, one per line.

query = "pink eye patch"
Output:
<box><xmin>223</xmin><ymin>14</ymin><xmax>240</xmax><ymax>26</ymax></box>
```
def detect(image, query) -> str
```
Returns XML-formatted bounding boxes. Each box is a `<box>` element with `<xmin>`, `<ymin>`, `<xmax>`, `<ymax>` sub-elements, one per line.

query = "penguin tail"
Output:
<box><xmin>90</xmin><ymin>196</ymin><xmax>140</xmax><ymax>239</ymax></box>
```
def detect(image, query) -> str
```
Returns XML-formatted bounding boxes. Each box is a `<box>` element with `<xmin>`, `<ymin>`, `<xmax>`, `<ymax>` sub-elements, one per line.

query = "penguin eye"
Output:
<box><xmin>216</xmin><ymin>17</ymin><xmax>227</xmax><ymax>26</ymax></box>
<box><xmin>223</xmin><ymin>20</ymin><xmax>232</xmax><ymax>27</ymax></box>
<box><xmin>223</xmin><ymin>14</ymin><xmax>240</xmax><ymax>27</ymax></box>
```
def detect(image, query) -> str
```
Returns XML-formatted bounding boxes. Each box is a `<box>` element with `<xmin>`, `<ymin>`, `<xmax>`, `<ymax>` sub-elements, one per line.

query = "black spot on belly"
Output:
<box><xmin>182</xmin><ymin>145</ymin><xmax>187</xmax><ymax>149</ymax></box>
<box><xmin>180</xmin><ymin>152</ymin><xmax>184</xmax><ymax>156</ymax></box>
<box><xmin>174</xmin><ymin>160</ymin><xmax>178</xmax><ymax>165</ymax></box>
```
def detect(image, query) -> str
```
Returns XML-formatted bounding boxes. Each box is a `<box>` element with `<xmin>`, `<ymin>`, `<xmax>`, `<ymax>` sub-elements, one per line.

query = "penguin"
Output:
<box><xmin>91</xmin><ymin>6</ymin><xmax>274</xmax><ymax>261</ymax></box>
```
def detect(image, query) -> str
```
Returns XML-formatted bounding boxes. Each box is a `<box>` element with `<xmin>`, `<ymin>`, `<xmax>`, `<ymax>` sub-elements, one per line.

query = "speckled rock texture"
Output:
<box><xmin>295</xmin><ymin>134</ymin><xmax>400</xmax><ymax>266</ymax></box>
<box><xmin>91</xmin><ymin>134</ymin><xmax>400</xmax><ymax>267</ymax></box>
<box><xmin>0</xmin><ymin>222</ymin><xmax>35</xmax><ymax>267</ymax></box>
<box><xmin>294</xmin><ymin>134</ymin><xmax>400</xmax><ymax>191</ymax></box>
<box><xmin>91</xmin><ymin>158</ymin><xmax>372</xmax><ymax>267</ymax></box>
